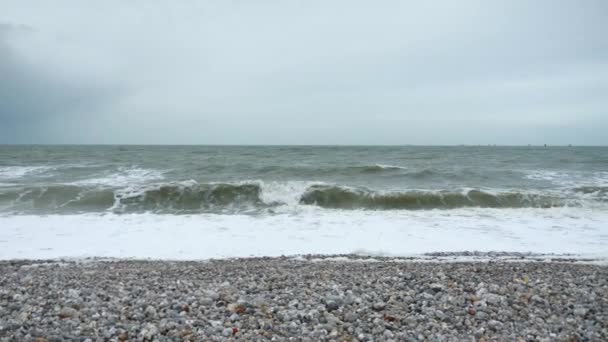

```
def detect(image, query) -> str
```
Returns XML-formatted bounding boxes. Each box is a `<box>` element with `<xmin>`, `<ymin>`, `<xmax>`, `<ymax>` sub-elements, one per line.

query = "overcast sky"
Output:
<box><xmin>1</xmin><ymin>1</ymin><xmax>607</xmax><ymax>145</ymax></box>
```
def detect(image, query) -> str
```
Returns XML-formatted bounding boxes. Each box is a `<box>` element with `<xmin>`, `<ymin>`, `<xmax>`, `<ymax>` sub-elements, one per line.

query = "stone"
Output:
<box><xmin>144</xmin><ymin>305</ymin><xmax>157</xmax><ymax>318</ymax></box>
<box><xmin>430</xmin><ymin>283</ymin><xmax>445</xmax><ymax>292</ymax></box>
<box><xmin>485</xmin><ymin>294</ymin><xmax>503</xmax><ymax>305</ymax></box>
<box><xmin>0</xmin><ymin>256</ymin><xmax>604</xmax><ymax>341</ymax></box>
<box><xmin>58</xmin><ymin>307</ymin><xmax>78</xmax><ymax>319</ymax></box>
<box><xmin>372</xmin><ymin>302</ymin><xmax>386</xmax><ymax>312</ymax></box>
<box><xmin>573</xmin><ymin>308</ymin><xmax>588</xmax><ymax>317</ymax></box>
<box><xmin>140</xmin><ymin>323</ymin><xmax>158</xmax><ymax>340</ymax></box>
<box><xmin>488</xmin><ymin>320</ymin><xmax>503</xmax><ymax>331</ymax></box>
<box><xmin>222</xmin><ymin>327</ymin><xmax>233</xmax><ymax>337</ymax></box>
<box><xmin>325</xmin><ymin>301</ymin><xmax>340</xmax><ymax>312</ymax></box>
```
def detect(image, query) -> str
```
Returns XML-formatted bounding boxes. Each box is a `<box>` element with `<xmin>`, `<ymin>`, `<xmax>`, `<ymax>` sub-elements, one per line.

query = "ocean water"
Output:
<box><xmin>0</xmin><ymin>145</ymin><xmax>607</xmax><ymax>259</ymax></box>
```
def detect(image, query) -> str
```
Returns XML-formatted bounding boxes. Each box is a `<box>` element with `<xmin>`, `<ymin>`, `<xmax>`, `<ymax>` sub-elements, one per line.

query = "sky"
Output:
<box><xmin>0</xmin><ymin>0</ymin><xmax>607</xmax><ymax>145</ymax></box>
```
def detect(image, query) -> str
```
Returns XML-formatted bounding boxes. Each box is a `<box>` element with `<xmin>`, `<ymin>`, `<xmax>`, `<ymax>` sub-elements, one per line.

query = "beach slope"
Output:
<box><xmin>0</xmin><ymin>256</ymin><xmax>606</xmax><ymax>341</ymax></box>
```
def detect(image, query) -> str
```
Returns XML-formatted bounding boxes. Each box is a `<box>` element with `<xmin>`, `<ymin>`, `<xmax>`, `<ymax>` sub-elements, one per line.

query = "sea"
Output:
<box><xmin>1</xmin><ymin>145</ymin><xmax>607</xmax><ymax>260</ymax></box>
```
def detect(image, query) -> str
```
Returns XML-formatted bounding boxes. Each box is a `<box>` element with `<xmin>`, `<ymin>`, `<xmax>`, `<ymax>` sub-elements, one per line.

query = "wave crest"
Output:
<box><xmin>116</xmin><ymin>182</ymin><xmax>263</xmax><ymax>212</ymax></box>
<box><xmin>0</xmin><ymin>181</ymin><xmax>596</xmax><ymax>214</ymax></box>
<box><xmin>299</xmin><ymin>185</ymin><xmax>563</xmax><ymax>209</ymax></box>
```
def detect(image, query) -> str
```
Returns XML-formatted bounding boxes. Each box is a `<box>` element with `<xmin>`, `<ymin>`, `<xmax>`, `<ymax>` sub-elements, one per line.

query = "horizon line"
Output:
<box><xmin>1</xmin><ymin>143</ymin><xmax>606</xmax><ymax>147</ymax></box>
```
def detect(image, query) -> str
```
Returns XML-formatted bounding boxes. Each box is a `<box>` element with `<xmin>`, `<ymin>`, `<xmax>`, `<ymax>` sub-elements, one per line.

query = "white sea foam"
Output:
<box><xmin>257</xmin><ymin>181</ymin><xmax>323</xmax><ymax>206</ymax></box>
<box><xmin>0</xmin><ymin>166</ymin><xmax>55</xmax><ymax>179</ymax></box>
<box><xmin>70</xmin><ymin>167</ymin><xmax>165</xmax><ymax>187</ymax></box>
<box><xmin>374</xmin><ymin>164</ymin><xmax>408</xmax><ymax>170</ymax></box>
<box><xmin>0</xmin><ymin>207</ymin><xmax>606</xmax><ymax>260</ymax></box>
<box><xmin>526</xmin><ymin>170</ymin><xmax>608</xmax><ymax>187</ymax></box>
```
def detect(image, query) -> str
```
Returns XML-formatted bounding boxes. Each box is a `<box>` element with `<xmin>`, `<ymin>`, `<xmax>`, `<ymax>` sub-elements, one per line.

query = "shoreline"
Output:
<box><xmin>1</xmin><ymin>256</ymin><xmax>606</xmax><ymax>340</ymax></box>
<box><xmin>3</xmin><ymin>251</ymin><xmax>607</xmax><ymax>265</ymax></box>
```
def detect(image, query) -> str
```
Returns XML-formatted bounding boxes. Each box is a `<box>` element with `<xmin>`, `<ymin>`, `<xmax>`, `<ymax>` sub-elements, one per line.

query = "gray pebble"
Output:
<box><xmin>0</xmin><ymin>255</ymin><xmax>604</xmax><ymax>341</ymax></box>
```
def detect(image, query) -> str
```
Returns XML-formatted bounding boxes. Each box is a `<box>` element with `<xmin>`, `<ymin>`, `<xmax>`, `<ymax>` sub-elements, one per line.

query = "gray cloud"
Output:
<box><xmin>0</xmin><ymin>1</ymin><xmax>607</xmax><ymax>145</ymax></box>
<box><xmin>0</xmin><ymin>22</ymin><xmax>121</xmax><ymax>143</ymax></box>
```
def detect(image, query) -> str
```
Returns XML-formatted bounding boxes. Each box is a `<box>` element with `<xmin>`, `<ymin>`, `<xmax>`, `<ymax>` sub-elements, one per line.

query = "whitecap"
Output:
<box><xmin>0</xmin><ymin>166</ymin><xmax>55</xmax><ymax>179</ymax></box>
<box><xmin>525</xmin><ymin>170</ymin><xmax>608</xmax><ymax>187</ymax></box>
<box><xmin>374</xmin><ymin>164</ymin><xmax>408</xmax><ymax>170</ymax></box>
<box><xmin>70</xmin><ymin>167</ymin><xmax>165</xmax><ymax>187</ymax></box>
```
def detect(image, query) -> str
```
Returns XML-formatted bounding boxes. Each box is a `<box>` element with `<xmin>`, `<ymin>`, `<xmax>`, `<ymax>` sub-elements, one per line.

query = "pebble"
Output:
<box><xmin>372</xmin><ymin>302</ymin><xmax>387</xmax><ymax>311</ymax></box>
<box><xmin>57</xmin><ymin>307</ymin><xmax>78</xmax><ymax>319</ymax></box>
<box><xmin>222</xmin><ymin>327</ymin><xmax>233</xmax><ymax>337</ymax></box>
<box><xmin>325</xmin><ymin>301</ymin><xmax>340</xmax><ymax>312</ymax></box>
<box><xmin>0</xmin><ymin>255</ymin><xmax>605</xmax><ymax>340</ymax></box>
<box><xmin>144</xmin><ymin>305</ymin><xmax>157</xmax><ymax>318</ymax></box>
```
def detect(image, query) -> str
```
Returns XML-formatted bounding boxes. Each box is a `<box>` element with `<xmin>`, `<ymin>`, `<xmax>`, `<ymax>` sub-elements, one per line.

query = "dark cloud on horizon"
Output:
<box><xmin>0</xmin><ymin>23</ymin><xmax>121</xmax><ymax>143</ymax></box>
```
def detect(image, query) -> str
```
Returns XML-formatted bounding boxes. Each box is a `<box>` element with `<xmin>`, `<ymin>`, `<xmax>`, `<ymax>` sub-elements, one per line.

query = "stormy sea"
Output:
<box><xmin>0</xmin><ymin>145</ymin><xmax>606</xmax><ymax>259</ymax></box>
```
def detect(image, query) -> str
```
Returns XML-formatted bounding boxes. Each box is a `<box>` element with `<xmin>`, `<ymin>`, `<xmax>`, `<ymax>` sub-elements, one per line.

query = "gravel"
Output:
<box><xmin>0</xmin><ymin>256</ymin><xmax>606</xmax><ymax>341</ymax></box>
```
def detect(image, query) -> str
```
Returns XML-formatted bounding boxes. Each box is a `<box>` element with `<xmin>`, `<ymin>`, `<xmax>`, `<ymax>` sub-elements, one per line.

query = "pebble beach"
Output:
<box><xmin>0</xmin><ymin>255</ymin><xmax>606</xmax><ymax>341</ymax></box>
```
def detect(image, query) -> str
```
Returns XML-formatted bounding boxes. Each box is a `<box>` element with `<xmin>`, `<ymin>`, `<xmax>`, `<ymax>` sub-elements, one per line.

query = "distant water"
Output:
<box><xmin>1</xmin><ymin>145</ymin><xmax>607</xmax><ymax>259</ymax></box>
<box><xmin>0</xmin><ymin>145</ymin><xmax>606</xmax><ymax>214</ymax></box>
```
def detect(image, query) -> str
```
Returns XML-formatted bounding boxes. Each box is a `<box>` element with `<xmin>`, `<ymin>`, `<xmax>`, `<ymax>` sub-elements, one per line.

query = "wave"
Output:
<box><xmin>525</xmin><ymin>170</ymin><xmax>608</xmax><ymax>187</ymax></box>
<box><xmin>0</xmin><ymin>182</ymin><xmax>264</xmax><ymax>214</ymax></box>
<box><xmin>250</xmin><ymin>165</ymin><xmax>445</xmax><ymax>181</ymax></box>
<box><xmin>573</xmin><ymin>186</ymin><xmax>608</xmax><ymax>194</ymax></box>
<box><xmin>344</xmin><ymin>165</ymin><xmax>444</xmax><ymax>179</ymax></box>
<box><xmin>572</xmin><ymin>186</ymin><xmax>608</xmax><ymax>201</ymax></box>
<box><xmin>299</xmin><ymin>185</ymin><xmax>565</xmax><ymax>210</ymax></box>
<box><xmin>69</xmin><ymin>167</ymin><xmax>165</xmax><ymax>186</ymax></box>
<box><xmin>0</xmin><ymin>185</ymin><xmax>116</xmax><ymax>212</ymax></box>
<box><xmin>254</xmin><ymin>164</ymin><xmax>411</xmax><ymax>176</ymax></box>
<box><xmin>0</xmin><ymin>181</ymin><xmax>597</xmax><ymax>214</ymax></box>
<box><xmin>0</xmin><ymin>166</ymin><xmax>55</xmax><ymax>179</ymax></box>
<box><xmin>323</xmin><ymin>165</ymin><xmax>505</xmax><ymax>181</ymax></box>
<box><xmin>114</xmin><ymin>182</ymin><xmax>264</xmax><ymax>212</ymax></box>
<box><xmin>355</xmin><ymin>164</ymin><xmax>409</xmax><ymax>173</ymax></box>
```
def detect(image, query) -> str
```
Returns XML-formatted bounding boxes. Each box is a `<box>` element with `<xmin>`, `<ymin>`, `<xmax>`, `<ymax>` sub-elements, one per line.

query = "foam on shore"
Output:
<box><xmin>1</xmin><ymin>207</ymin><xmax>606</xmax><ymax>261</ymax></box>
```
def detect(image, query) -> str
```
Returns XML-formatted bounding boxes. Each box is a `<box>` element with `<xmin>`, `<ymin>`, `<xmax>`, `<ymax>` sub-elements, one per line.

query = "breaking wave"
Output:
<box><xmin>299</xmin><ymin>185</ymin><xmax>566</xmax><ymax>209</ymax></box>
<box><xmin>0</xmin><ymin>181</ymin><xmax>600</xmax><ymax>214</ymax></box>
<box><xmin>0</xmin><ymin>182</ymin><xmax>264</xmax><ymax>214</ymax></box>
